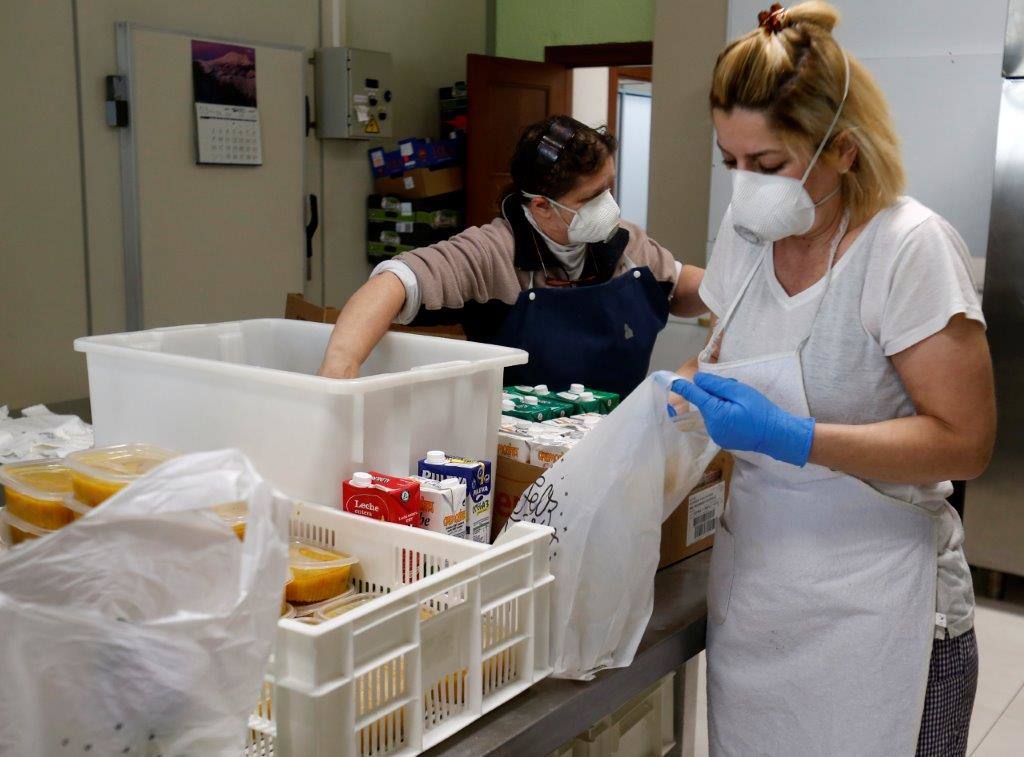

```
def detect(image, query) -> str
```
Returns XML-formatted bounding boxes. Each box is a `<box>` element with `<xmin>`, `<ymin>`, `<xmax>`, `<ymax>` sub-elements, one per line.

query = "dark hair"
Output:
<box><xmin>503</xmin><ymin>116</ymin><xmax>617</xmax><ymax>203</ymax></box>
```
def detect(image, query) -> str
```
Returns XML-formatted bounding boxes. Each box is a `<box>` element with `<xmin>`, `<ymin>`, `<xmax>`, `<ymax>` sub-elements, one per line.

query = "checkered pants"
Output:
<box><xmin>916</xmin><ymin>628</ymin><xmax>978</xmax><ymax>756</ymax></box>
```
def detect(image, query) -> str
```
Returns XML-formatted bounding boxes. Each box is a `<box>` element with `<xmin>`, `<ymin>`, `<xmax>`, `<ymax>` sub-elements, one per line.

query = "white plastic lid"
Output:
<box><xmin>351</xmin><ymin>471</ymin><xmax>373</xmax><ymax>487</ymax></box>
<box><xmin>578</xmin><ymin>391</ymin><xmax>595</xmax><ymax>401</ymax></box>
<box><xmin>523</xmin><ymin>396</ymin><xmax>539</xmax><ymax>406</ymax></box>
<box><xmin>426</xmin><ymin>450</ymin><xmax>447</xmax><ymax>464</ymax></box>
<box><xmin>502</xmin><ymin>393</ymin><xmax>516</xmax><ymax>401</ymax></box>
<box><xmin>570</xmin><ymin>383</ymin><xmax>586</xmax><ymax>394</ymax></box>
<box><xmin>514</xmin><ymin>385</ymin><xmax>533</xmax><ymax>393</ymax></box>
<box><xmin>534</xmin><ymin>384</ymin><xmax>549</xmax><ymax>395</ymax></box>
<box><xmin>501</xmin><ymin>399</ymin><xmax>516</xmax><ymax>412</ymax></box>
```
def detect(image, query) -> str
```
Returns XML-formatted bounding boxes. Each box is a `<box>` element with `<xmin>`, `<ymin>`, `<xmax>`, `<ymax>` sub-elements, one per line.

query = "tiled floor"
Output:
<box><xmin>691</xmin><ymin>590</ymin><xmax>1024</xmax><ymax>756</ymax></box>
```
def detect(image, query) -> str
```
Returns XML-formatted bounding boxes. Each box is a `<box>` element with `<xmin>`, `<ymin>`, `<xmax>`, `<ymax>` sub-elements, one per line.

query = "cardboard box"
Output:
<box><xmin>658</xmin><ymin>451</ymin><xmax>733</xmax><ymax>568</ymax></box>
<box><xmin>373</xmin><ymin>166</ymin><xmax>463</xmax><ymax>200</ymax></box>
<box><xmin>492</xmin><ymin>451</ymin><xmax>733</xmax><ymax>558</ymax></box>
<box><xmin>285</xmin><ymin>292</ymin><xmax>340</xmax><ymax>323</ymax></box>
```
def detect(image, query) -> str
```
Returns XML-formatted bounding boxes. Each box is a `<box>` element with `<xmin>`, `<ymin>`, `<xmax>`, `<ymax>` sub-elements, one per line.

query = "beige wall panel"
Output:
<box><xmin>648</xmin><ymin>0</ymin><xmax>726</xmax><ymax>266</ymax></box>
<box><xmin>126</xmin><ymin>28</ymin><xmax>304</xmax><ymax>327</ymax></box>
<box><xmin>0</xmin><ymin>1</ymin><xmax>90</xmax><ymax>406</ymax></box>
<box><xmin>75</xmin><ymin>1</ymin><xmax>319</xmax><ymax>334</ymax></box>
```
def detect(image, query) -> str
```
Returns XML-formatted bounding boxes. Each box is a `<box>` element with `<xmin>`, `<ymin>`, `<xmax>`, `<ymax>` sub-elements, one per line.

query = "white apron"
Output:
<box><xmin>702</xmin><ymin>220</ymin><xmax>940</xmax><ymax>756</ymax></box>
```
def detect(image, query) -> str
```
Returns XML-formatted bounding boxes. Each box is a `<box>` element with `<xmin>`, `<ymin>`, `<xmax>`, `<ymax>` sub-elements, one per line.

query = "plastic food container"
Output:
<box><xmin>62</xmin><ymin>494</ymin><xmax>95</xmax><ymax>521</ymax></box>
<box><xmin>285</xmin><ymin>540</ymin><xmax>358</xmax><ymax>603</ymax></box>
<box><xmin>0</xmin><ymin>459</ymin><xmax>76</xmax><ymax>530</ymax></box>
<box><xmin>212</xmin><ymin>501</ymin><xmax>247</xmax><ymax>539</ymax></box>
<box><xmin>65</xmin><ymin>443</ymin><xmax>177</xmax><ymax>506</ymax></box>
<box><xmin>1</xmin><ymin>509</ymin><xmax>56</xmax><ymax>545</ymax></box>
<box><xmin>75</xmin><ymin>319</ymin><xmax>527</xmax><ymax>505</ymax></box>
<box><xmin>281</xmin><ymin>603</ymin><xmax>297</xmax><ymax>619</ymax></box>
<box><xmin>313</xmin><ymin>593</ymin><xmax>377</xmax><ymax>622</ymax></box>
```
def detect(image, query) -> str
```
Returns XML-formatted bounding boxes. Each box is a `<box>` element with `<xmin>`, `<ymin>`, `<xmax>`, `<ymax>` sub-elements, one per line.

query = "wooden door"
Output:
<box><xmin>466</xmin><ymin>54</ymin><xmax>570</xmax><ymax>227</ymax></box>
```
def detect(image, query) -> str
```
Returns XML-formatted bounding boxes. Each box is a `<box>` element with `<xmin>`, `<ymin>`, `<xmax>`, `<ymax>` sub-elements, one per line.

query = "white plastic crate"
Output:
<box><xmin>248</xmin><ymin>502</ymin><xmax>553</xmax><ymax>756</ymax></box>
<box><xmin>75</xmin><ymin>319</ymin><xmax>527</xmax><ymax>505</ymax></box>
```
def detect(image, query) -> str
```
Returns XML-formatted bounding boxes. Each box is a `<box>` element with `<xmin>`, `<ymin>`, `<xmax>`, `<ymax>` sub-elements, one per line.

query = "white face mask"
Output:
<box><xmin>525</xmin><ymin>189</ymin><xmax>621</xmax><ymax>244</ymax></box>
<box><xmin>729</xmin><ymin>53</ymin><xmax>851</xmax><ymax>245</ymax></box>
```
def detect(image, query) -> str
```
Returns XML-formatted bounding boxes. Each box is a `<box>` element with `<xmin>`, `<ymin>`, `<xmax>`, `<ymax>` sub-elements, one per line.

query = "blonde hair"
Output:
<box><xmin>710</xmin><ymin>2</ymin><xmax>904</xmax><ymax>227</ymax></box>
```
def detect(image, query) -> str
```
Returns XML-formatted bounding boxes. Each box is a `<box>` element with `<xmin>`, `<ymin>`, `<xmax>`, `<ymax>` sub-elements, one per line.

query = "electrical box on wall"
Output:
<box><xmin>314</xmin><ymin>47</ymin><xmax>393</xmax><ymax>139</ymax></box>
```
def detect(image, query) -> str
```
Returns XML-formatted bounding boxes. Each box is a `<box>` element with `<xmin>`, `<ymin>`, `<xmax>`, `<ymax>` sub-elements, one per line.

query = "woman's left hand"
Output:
<box><xmin>671</xmin><ymin>372</ymin><xmax>816</xmax><ymax>467</ymax></box>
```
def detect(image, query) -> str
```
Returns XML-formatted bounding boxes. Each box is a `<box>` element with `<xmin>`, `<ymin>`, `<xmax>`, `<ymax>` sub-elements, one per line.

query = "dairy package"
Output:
<box><xmin>529</xmin><ymin>433</ymin><xmax>575</xmax><ymax>469</ymax></box>
<box><xmin>418</xmin><ymin>451</ymin><xmax>492</xmax><ymax>544</ymax></box>
<box><xmin>505</xmin><ymin>385</ymin><xmax>575</xmax><ymax>417</ymax></box>
<box><xmin>411</xmin><ymin>475</ymin><xmax>468</xmax><ymax>538</ymax></box>
<box><xmin>342</xmin><ymin>471</ymin><xmax>421</xmax><ymax>527</ymax></box>
<box><xmin>539</xmin><ymin>416</ymin><xmax>595</xmax><ymax>440</ymax></box>
<box><xmin>566</xmin><ymin>383</ymin><xmax>620</xmax><ymax>413</ymax></box>
<box><xmin>554</xmin><ymin>390</ymin><xmax>604</xmax><ymax>415</ymax></box>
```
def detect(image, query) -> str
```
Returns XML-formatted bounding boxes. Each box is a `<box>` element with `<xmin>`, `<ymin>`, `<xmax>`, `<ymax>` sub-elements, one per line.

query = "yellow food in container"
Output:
<box><xmin>62</xmin><ymin>494</ymin><xmax>95</xmax><ymax>521</ymax></box>
<box><xmin>65</xmin><ymin>443</ymin><xmax>177</xmax><ymax>506</ymax></box>
<box><xmin>286</xmin><ymin>540</ymin><xmax>358</xmax><ymax>603</ymax></box>
<box><xmin>0</xmin><ymin>459</ymin><xmax>74</xmax><ymax>530</ymax></box>
<box><xmin>2</xmin><ymin>508</ymin><xmax>56</xmax><ymax>545</ymax></box>
<box><xmin>314</xmin><ymin>593</ymin><xmax>377</xmax><ymax>622</ymax></box>
<box><xmin>212</xmin><ymin>501</ymin><xmax>247</xmax><ymax>540</ymax></box>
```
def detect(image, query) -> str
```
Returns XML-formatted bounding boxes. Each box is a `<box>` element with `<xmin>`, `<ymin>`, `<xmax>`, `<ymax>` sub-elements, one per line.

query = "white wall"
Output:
<box><xmin>571</xmin><ymin>67</ymin><xmax>610</xmax><ymax>129</ymax></box>
<box><xmin>706</xmin><ymin>0</ymin><xmax>1008</xmax><ymax>262</ymax></box>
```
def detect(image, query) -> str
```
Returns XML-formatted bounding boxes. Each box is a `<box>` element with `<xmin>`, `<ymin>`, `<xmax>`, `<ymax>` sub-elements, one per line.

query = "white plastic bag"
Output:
<box><xmin>0</xmin><ymin>449</ymin><xmax>290</xmax><ymax>755</ymax></box>
<box><xmin>502</xmin><ymin>371</ymin><xmax>717</xmax><ymax>680</ymax></box>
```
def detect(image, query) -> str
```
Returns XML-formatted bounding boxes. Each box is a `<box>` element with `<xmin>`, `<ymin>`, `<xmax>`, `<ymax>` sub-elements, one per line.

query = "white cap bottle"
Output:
<box><xmin>534</xmin><ymin>384</ymin><xmax>550</xmax><ymax>395</ymax></box>
<box><xmin>350</xmin><ymin>471</ymin><xmax>373</xmax><ymax>487</ymax></box>
<box><xmin>570</xmin><ymin>383</ymin><xmax>586</xmax><ymax>394</ymax></box>
<box><xmin>426</xmin><ymin>450</ymin><xmax>447</xmax><ymax>465</ymax></box>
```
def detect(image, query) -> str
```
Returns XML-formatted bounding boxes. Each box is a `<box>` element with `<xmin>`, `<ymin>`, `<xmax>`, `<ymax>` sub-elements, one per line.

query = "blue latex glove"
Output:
<box><xmin>669</xmin><ymin>372</ymin><xmax>815</xmax><ymax>467</ymax></box>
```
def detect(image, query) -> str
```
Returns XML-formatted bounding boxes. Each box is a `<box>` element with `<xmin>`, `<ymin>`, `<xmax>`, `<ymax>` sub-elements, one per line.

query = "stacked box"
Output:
<box><xmin>439</xmin><ymin>81</ymin><xmax>468</xmax><ymax>139</ymax></box>
<box><xmin>366</xmin><ymin>194</ymin><xmax>466</xmax><ymax>264</ymax></box>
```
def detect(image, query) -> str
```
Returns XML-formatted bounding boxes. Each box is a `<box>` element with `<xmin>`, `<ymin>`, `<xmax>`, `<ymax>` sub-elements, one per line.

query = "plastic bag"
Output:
<box><xmin>0</xmin><ymin>449</ymin><xmax>290</xmax><ymax>755</ymax></box>
<box><xmin>502</xmin><ymin>371</ymin><xmax>718</xmax><ymax>680</ymax></box>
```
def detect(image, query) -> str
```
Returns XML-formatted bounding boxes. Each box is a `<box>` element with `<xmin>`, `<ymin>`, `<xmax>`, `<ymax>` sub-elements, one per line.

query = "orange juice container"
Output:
<box><xmin>65</xmin><ymin>443</ymin><xmax>177</xmax><ymax>505</ymax></box>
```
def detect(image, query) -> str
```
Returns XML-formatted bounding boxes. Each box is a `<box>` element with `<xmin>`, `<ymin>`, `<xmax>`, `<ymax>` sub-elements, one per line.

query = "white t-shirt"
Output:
<box><xmin>701</xmin><ymin>198</ymin><xmax>984</xmax><ymax>363</ymax></box>
<box><xmin>700</xmin><ymin>196</ymin><xmax>985</xmax><ymax>638</ymax></box>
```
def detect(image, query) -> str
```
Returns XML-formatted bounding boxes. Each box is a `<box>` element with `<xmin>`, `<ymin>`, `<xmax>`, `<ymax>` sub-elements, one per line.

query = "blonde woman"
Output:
<box><xmin>671</xmin><ymin>3</ymin><xmax>995</xmax><ymax>754</ymax></box>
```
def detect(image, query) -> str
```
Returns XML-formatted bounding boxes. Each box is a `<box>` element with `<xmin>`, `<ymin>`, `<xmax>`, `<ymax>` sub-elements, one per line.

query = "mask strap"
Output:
<box><xmin>800</xmin><ymin>52</ymin><xmax>851</xmax><ymax>184</ymax></box>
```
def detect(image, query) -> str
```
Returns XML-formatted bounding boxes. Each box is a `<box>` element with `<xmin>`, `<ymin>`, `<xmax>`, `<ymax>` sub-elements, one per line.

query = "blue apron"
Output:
<box><xmin>493</xmin><ymin>265</ymin><xmax>670</xmax><ymax>398</ymax></box>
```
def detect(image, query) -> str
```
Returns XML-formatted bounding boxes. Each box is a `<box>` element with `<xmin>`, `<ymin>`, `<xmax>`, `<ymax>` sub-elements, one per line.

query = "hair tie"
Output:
<box><xmin>758</xmin><ymin>3</ymin><xmax>786</xmax><ymax>35</ymax></box>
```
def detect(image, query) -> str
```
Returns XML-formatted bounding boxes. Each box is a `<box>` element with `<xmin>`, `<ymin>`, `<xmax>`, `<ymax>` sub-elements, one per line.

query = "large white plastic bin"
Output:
<box><xmin>246</xmin><ymin>503</ymin><xmax>554</xmax><ymax>756</ymax></box>
<box><xmin>75</xmin><ymin>319</ymin><xmax>527</xmax><ymax>505</ymax></box>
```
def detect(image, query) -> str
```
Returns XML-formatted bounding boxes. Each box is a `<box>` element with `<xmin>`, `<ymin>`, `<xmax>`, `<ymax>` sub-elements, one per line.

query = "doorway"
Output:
<box><xmin>465</xmin><ymin>42</ymin><xmax>653</xmax><ymax>227</ymax></box>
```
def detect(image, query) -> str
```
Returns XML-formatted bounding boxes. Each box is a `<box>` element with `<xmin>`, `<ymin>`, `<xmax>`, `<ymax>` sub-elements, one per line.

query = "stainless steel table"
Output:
<box><xmin>426</xmin><ymin>550</ymin><xmax>710</xmax><ymax>756</ymax></box>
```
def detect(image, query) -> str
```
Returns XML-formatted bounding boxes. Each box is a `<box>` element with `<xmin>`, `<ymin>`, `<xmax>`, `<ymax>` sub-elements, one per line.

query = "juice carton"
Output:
<box><xmin>567</xmin><ymin>383</ymin><xmax>620</xmax><ymax>413</ymax></box>
<box><xmin>411</xmin><ymin>475</ymin><xmax>467</xmax><ymax>539</ymax></box>
<box><xmin>342</xmin><ymin>471</ymin><xmax>421</xmax><ymax>527</ymax></box>
<box><xmin>540</xmin><ymin>416</ymin><xmax>594</xmax><ymax>441</ymax></box>
<box><xmin>418</xmin><ymin>451</ymin><xmax>492</xmax><ymax>544</ymax></box>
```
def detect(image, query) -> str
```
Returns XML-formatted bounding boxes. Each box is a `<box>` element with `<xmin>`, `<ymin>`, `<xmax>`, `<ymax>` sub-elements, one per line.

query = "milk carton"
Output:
<box><xmin>411</xmin><ymin>475</ymin><xmax>467</xmax><ymax>539</ymax></box>
<box><xmin>418</xmin><ymin>451</ymin><xmax>493</xmax><ymax>543</ymax></box>
<box><xmin>529</xmin><ymin>433</ymin><xmax>575</xmax><ymax>469</ymax></box>
<box><xmin>342</xmin><ymin>471</ymin><xmax>421</xmax><ymax>526</ymax></box>
<box><xmin>567</xmin><ymin>383</ymin><xmax>620</xmax><ymax>413</ymax></box>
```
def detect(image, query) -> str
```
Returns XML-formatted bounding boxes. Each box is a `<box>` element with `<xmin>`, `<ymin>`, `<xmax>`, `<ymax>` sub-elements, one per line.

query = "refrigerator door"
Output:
<box><xmin>964</xmin><ymin>78</ymin><xmax>1024</xmax><ymax>576</ymax></box>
